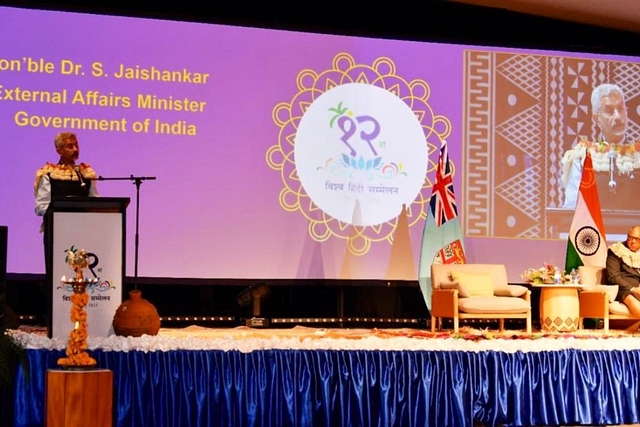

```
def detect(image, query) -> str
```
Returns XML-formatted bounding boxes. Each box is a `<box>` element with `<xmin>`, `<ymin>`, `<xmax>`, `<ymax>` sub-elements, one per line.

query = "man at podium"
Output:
<box><xmin>34</xmin><ymin>131</ymin><xmax>99</xmax><ymax>274</ymax></box>
<box><xmin>33</xmin><ymin>132</ymin><xmax>128</xmax><ymax>337</ymax></box>
<box><xmin>34</xmin><ymin>131</ymin><xmax>99</xmax><ymax>222</ymax></box>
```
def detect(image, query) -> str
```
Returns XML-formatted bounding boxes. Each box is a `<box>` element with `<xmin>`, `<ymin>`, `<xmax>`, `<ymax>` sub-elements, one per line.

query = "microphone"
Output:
<box><xmin>74</xmin><ymin>166</ymin><xmax>86</xmax><ymax>187</ymax></box>
<box><xmin>608</xmin><ymin>146</ymin><xmax>617</xmax><ymax>191</ymax></box>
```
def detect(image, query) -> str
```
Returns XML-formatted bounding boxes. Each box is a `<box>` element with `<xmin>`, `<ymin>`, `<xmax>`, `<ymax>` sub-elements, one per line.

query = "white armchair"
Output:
<box><xmin>430</xmin><ymin>264</ymin><xmax>532</xmax><ymax>334</ymax></box>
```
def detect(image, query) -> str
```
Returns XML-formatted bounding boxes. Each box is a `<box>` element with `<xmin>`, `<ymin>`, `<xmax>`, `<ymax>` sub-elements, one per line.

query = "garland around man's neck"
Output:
<box><xmin>610</xmin><ymin>241</ymin><xmax>640</xmax><ymax>269</ymax></box>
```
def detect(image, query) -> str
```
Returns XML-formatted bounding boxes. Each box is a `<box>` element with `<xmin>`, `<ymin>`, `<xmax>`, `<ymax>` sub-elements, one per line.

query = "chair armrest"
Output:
<box><xmin>431</xmin><ymin>289</ymin><xmax>458</xmax><ymax>317</ymax></box>
<box><xmin>579</xmin><ymin>290</ymin><xmax>609</xmax><ymax>318</ymax></box>
<box><xmin>581</xmin><ymin>284</ymin><xmax>618</xmax><ymax>303</ymax></box>
<box><xmin>494</xmin><ymin>285</ymin><xmax>528</xmax><ymax>297</ymax></box>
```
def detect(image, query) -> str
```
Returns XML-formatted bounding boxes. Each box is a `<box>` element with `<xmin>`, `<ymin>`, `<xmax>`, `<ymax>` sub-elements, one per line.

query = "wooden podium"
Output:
<box><xmin>45</xmin><ymin>369</ymin><xmax>113</xmax><ymax>427</ymax></box>
<box><xmin>45</xmin><ymin>197</ymin><xmax>130</xmax><ymax>339</ymax></box>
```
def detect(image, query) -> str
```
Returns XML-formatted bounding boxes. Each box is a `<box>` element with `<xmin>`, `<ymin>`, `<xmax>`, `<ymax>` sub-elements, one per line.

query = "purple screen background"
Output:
<box><xmin>0</xmin><ymin>7</ymin><xmax>631</xmax><ymax>281</ymax></box>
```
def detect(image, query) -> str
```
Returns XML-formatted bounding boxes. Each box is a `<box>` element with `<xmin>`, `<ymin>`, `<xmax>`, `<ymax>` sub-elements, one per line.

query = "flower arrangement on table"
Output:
<box><xmin>57</xmin><ymin>246</ymin><xmax>97</xmax><ymax>368</ymax></box>
<box><xmin>520</xmin><ymin>262</ymin><xmax>570</xmax><ymax>285</ymax></box>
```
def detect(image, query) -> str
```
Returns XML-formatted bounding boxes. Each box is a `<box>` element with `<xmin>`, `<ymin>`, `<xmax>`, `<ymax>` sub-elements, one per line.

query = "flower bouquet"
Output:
<box><xmin>520</xmin><ymin>262</ymin><xmax>569</xmax><ymax>284</ymax></box>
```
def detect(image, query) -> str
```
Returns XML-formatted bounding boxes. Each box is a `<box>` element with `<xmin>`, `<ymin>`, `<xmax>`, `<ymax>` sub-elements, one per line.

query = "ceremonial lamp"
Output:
<box><xmin>57</xmin><ymin>246</ymin><xmax>99</xmax><ymax>368</ymax></box>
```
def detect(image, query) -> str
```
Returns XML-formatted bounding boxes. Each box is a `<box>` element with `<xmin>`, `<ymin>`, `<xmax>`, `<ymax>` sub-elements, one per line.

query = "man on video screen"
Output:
<box><xmin>562</xmin><ymin>83</ymin><xmax>638</xmax><ymax>210</ymax></box>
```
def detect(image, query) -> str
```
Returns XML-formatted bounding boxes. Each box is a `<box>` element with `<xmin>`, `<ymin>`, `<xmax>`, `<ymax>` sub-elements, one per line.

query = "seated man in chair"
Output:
<box><xmin>606</xmin><ymin>226</ymin><xmax>640</xmax><ymax>316</ymax></box>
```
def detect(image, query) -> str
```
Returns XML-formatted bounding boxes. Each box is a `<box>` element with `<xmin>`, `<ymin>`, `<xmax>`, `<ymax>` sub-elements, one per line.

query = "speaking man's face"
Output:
<box><xmin>594</xmin><ymin>92</ymin><xmax>627</xmax><ymax>144</ymax></box>
<box><xmin>56</xmin><ymin>137</ymin><xmax>80</xmax><ymax>165</ymax></box>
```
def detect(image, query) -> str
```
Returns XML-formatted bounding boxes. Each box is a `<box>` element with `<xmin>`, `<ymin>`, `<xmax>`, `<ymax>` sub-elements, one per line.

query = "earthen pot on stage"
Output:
<box><xmin>112</xmin><ymin>290</ymin><xmax>161</xmax><ymax>337</ymax></box>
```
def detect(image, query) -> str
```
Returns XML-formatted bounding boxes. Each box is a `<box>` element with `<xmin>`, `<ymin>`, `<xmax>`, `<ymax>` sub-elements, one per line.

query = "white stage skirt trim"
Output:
<box><xmin>8</xmin><ymin>325</ymin><xmax>640</xmax><ymax>354</ymax></box>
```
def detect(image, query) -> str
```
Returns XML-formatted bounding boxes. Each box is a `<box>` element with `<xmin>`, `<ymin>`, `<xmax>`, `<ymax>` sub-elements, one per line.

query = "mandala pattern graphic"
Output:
<box><xmin>267</xmin><ymin>53</ymin><xmax>452</xmax><ymax>255</ymax></box>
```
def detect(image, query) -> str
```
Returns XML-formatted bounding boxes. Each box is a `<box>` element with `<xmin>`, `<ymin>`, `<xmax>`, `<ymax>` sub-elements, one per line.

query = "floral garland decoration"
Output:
<box><xmin>371</xmin><ymin>328</ymin><xmax>621</xmax><ymax>340</ymax></box>
<box><xmin>57</xmin><ymin>246</ymin><xmax>96</xmax><ymax>368</ymax></box>
<box><xmin>568</xmin><ymin>136</ymin><xmax>640</xmax><ymax>173</ymax></box>
<box><xmin>33</xmin><ymin>162</ymin><xmax>98</xmax><ymax>195</ymax></box>
<box><xmin>610</xmin><ymin>241</ymin><xmax>640</xmax><ymax>269</ymax></box>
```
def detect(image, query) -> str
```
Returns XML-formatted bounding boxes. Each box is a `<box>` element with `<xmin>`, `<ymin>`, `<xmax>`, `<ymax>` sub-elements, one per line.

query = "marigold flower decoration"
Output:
<box><xmin>520</xmin><ymin>262</ymin><xmax>569</xmax><ymax>284</ymax></box>
<box><xmin>58</xmin><ymin>246</ymin><xmax>96</xmax><ymax>368</ymax></box>
<box><xmin>575</xmin><ymin>136</ymin><xmax>640</xmax><ymax>174</ymax></box>
<box><xmin>578</xmin><ymin>136</ymin><xmax>640</xmax><ymax>154</ymax></box>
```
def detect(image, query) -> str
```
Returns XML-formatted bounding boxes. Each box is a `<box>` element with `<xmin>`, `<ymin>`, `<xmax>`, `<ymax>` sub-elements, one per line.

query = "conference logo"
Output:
<box><xmin>267</xmin><ymin>53</ymin><xmax>452</xmax><ymax>254</ymax></box>
<box><xmin>295</xmin><ymin>83</ymin><xmax>425</xmax><ymax>226</ymax></box>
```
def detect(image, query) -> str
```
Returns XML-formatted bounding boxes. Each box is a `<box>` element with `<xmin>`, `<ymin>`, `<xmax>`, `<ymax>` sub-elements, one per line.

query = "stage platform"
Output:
<box><xmin>7</xmin><ymin>325</ymin><xmax>640</xmax><ymax>427</ymax></box>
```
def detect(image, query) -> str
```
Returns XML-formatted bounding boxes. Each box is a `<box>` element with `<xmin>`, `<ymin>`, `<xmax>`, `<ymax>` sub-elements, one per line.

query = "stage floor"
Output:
<box><xmin>10</xmin><ymin>324</ymin><xmax>640</xmax><ymax>353</ymax></box>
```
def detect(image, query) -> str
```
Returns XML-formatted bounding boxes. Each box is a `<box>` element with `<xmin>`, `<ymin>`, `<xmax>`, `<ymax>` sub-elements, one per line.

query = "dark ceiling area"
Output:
<box><xmin>3</xmin><ymin>0</ymin><xmax>640</xmax><ymax>56</ymax></box>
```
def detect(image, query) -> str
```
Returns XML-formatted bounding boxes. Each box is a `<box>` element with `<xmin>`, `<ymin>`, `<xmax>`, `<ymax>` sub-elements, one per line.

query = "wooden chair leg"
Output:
<box><xmin>624</xmin><ymin>320</ymin><xmax>640</xmax><ymax>333</ymax></box>
<box><xmin>498</xmin><ymin>319</ymin><xmax>504</xmax><ymax>332</ymax></box>
<box><xmin>431</xmin><ymin>316</ymin><xmax>436</xmax><ymax>332</ymax></box>
<box><xmin>453</xmin><ymin>317</ymin><xmax>459</xmax><ymax>333</ymax></box>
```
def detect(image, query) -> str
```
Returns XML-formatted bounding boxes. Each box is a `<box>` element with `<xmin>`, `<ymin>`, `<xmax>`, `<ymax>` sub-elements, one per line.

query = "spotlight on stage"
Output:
<box><xmin>237</xmin><ymin>283</ymin><xmax>270</xmax><ymax>328</ymax></box>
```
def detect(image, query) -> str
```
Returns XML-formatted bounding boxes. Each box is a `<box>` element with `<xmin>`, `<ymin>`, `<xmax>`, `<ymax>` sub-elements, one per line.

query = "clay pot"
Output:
<box><xmin>112</xmin><ymin>290</ymin><xmax>161</xmax><ymax>337</ymax></box>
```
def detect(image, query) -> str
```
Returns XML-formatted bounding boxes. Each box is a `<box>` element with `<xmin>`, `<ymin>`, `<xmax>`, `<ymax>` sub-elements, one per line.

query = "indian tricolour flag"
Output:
<box><xmin>564</xmin><ymin>150</ymin><xmax>607</xmax><ymax>271</ymax></box>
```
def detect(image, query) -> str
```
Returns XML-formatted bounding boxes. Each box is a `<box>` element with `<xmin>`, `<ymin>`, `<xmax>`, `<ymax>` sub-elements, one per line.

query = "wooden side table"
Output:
<box><xmin>532</xmin><ymin>284</ymin><xmax>585</xmax><ymax>332</ymax></box>
<box><xmin>46</xmin><ymin>369</ymin><xmax>113</xmax><ymax>427</ymax></box>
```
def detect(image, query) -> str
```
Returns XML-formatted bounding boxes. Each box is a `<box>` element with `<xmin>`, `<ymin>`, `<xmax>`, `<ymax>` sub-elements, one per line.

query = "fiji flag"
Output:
<box><xmin>418</xmin><ymin>140</ymin><xmax>466</xmax><ymax>312</ymax></box>
<box><xmin>565</xmin><ymin>150</ymin><xmax>607</xmax><ymax>271</ymax></box>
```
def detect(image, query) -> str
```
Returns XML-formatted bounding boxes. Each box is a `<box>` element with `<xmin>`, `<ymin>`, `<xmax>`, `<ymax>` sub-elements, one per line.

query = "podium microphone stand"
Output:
<box><xmin>96</xmin><ymin>175</ymin><xmax>156</xmax><ymax>289</ymax></box>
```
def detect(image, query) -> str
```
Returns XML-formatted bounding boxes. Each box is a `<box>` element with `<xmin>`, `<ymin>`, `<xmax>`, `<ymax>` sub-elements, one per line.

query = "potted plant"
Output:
<box><xmin>0</xmin><ymin>332</ymin><xmax>25</xmax><ymax>386</ymax></box>
<box><xmin>0</xmin><ymin>298</ymin><xmax>27</xmax><ymax>427</ymax></box>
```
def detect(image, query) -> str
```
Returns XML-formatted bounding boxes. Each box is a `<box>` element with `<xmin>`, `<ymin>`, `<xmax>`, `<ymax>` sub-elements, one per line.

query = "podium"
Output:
<box><xmin>45</xmin><ymin>197</ymin><xmax>130</xmax><ymax>339</ymax></box>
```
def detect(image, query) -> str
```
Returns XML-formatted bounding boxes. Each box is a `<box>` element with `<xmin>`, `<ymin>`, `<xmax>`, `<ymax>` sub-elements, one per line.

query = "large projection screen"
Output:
<box><xmin>1</xmin><ymin>6</ymin><xmax>638</xmax><ymax>282</ymax></box>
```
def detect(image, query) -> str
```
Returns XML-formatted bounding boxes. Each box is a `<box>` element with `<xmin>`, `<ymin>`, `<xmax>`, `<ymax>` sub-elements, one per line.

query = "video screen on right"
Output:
<box><xmin>460</xmin><ymin>51</ymin><xmax>640</xmax><ymax>241</ymax></box>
